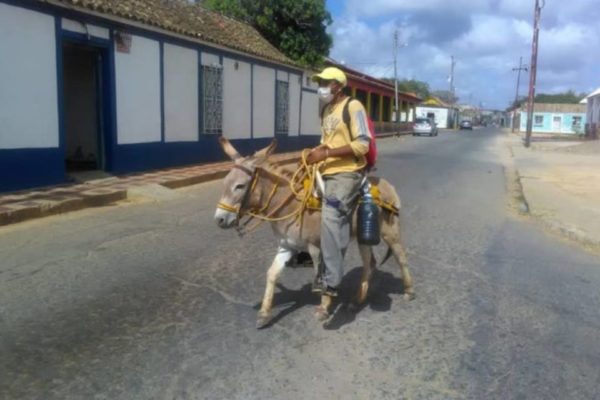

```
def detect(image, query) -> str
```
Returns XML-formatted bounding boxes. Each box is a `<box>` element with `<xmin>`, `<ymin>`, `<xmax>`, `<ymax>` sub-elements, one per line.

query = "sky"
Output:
<box><xmin>326</xmin><ymin>0</ymin><xmax>600</xmax><ymax>110</ymax></box>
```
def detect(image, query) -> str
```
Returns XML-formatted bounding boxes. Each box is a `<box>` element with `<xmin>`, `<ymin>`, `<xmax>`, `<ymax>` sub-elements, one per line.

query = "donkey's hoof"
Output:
<box><xmin>403</xmin><ymin>292</ymin><xmax>416</xmax><ymax>301</ymax></box>
<box><xmin>348</xmin><ymin>302</ymin><xmax>361</xmax><ymax>313</ymax></box>
<box><xmin>256</xmin><ymin>313</ymin><xmax>272</xmax><ymax>329</ymax></box>
<box><xmin>314</xmin><ymin>306</ymin><xmax>330</xmax><ymax>321</ymax></box>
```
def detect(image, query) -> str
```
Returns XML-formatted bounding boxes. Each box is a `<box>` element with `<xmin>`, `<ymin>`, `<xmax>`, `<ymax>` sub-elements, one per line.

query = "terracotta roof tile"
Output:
<box><xmin>41</xmin><ymin>0</ymin><xmax>296</xmax><ymax>66</ymax></box>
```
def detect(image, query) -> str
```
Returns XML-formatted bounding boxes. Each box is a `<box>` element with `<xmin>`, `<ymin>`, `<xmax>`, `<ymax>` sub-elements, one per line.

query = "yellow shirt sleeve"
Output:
<box><xmin>347</xmin><ymin>100</ymin><xmax>371</xmax><ymax>157</ymax></box>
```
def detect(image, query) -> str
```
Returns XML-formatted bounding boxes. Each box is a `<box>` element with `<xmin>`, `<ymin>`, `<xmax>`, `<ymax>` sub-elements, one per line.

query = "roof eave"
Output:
<box><xmin>42</xmin><ymin>0</ymin><xmax>301</xmax><ymax>71</ymax></box>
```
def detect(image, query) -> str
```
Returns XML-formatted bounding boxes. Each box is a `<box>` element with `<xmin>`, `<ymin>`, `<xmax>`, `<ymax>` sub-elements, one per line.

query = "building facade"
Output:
<box><xmin>416</xmin><ymin>98</ymin><xmax>459</xmax><ymax>129</ymax></box>
<box><xmin>325</xmin><ymin>60</ymin><xmax>422</xmax><ymax>133</ymax></box>
<box><xmin>518</xmin><ymin>103</ymin><xmax>587</xmax><ymax>134</ymax></box>
<box><xmin>582</xmin><ymin>87</ymin><xmax>600</xmax><ymax>139</ymax></box>
<box><xmin>0</xmin><ymin>0</ymin><xmax>321</xmax><ymax>192</ymax></box>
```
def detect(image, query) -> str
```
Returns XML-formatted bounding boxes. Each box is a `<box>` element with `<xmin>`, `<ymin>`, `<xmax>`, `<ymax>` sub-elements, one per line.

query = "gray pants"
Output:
<box><xmin>321</xmin><ymin>171</ymin><xmax>364</xmax><ymax>288</ymax></box>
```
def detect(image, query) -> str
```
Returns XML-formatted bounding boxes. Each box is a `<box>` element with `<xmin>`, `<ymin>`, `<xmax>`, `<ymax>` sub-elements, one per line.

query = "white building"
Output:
<box><xmin>0</xmin><ymin>0</ymin><xmax>321</xmax><ymax>192</ymax></box>
<box><xmin>582</xmin><ymin>87</ymin><xmax>600</xmax><ymax>139</ymax></box>
<box><xmin>415</xmin><ymin>105</ymin><xmax>458</xmax><ymax>129</ymax></box>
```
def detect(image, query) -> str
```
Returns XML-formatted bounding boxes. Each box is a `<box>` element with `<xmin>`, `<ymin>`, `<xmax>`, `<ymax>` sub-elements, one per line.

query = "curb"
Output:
<box><xmin>376</xmin><ymin>131</ymin><xmax>413</xmax><ymax>138</ymax></box>
<box><xmin>0</xmin><ymin>153</ymin><xmax>301</xmax><ymax>228</ymax></box>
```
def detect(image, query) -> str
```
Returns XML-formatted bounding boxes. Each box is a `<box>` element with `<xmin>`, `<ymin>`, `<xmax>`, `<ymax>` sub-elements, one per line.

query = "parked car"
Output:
<box><xmin>460</xmin><ymin>120</ymin><xmax>473</xmax><ymax>130</ymax></box>
<box><xmin>413</xmin><ymin>118</ymin><xmax>438</xmax><ymax>136</ymax></box>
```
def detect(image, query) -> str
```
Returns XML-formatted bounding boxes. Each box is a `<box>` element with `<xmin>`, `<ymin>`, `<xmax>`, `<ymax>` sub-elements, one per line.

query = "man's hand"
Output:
<box><xmin>306</xmin><ymin>145</ymin><xmax>330</xmax><ymax>165</ymax></box>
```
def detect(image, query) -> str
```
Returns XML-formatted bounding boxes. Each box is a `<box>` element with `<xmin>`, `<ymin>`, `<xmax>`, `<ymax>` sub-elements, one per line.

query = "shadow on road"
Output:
<box><xmin>257</xmin><ymin>266</ymin><xmax>406</xmax><ymax>330</ymax></box>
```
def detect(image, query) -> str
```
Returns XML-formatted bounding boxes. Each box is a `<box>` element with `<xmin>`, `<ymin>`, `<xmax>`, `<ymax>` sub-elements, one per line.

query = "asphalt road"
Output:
<box><xmin>1</xmin><ymin>128</ymin><xmax>600</xmax><ymax>400</ymax></box>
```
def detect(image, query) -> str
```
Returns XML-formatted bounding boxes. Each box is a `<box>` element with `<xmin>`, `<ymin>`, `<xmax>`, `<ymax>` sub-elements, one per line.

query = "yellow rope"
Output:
<box><xmin>220</xmin><ymin>149</ymin><xmax>398</xmax><ymax>231</ymax></box>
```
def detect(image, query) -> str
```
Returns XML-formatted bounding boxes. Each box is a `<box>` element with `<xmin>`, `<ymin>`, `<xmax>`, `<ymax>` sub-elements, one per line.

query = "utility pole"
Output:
<box><xmin>393</xmin><ymin>29</ymin><xmax>399</xmax><ymax>128</ymax></box>
<box><xmin>525</xmin><ymin>0</ymin><xmax>544</xmax><ymax>147</ymax></box>
<box><xmin>449</xmin><ymin>55</ymin><xmax>456</xmax><ymax>103</ymax></box>
<box><xmin>449</xmin><ymin>55</ymin><xmax>457</xmax><ymax>128</ymax></box>
<box><xmin>512</xmin><ymin>56</ymin><xmax>528</xmax><ymax>133</ymax></box>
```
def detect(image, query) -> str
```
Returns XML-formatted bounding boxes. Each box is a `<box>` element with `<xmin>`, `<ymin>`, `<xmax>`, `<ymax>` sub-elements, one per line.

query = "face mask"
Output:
<box><xmin>318</xmin><ymin>87</ymin><xmax>334</xmax><ymax>103</ymax></box>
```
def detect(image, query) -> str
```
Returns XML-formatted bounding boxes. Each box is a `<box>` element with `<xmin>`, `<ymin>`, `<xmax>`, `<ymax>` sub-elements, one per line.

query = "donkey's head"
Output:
<box><xmin>214</xmin><ymin>137</ymin><xmax>277</xmax><ymax>229</ymax></box>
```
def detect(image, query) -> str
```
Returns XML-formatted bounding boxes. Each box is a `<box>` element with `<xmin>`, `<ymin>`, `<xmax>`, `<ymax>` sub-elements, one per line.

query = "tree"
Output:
<box><xmin>379</xmin><ymin>78</ymin><xmax>431</xmax><ymax>99</ymax></box>
<box><xmin>201</xmin><ymin>0</ymin><xmax>332</xmax><ymax>66</ymax></box>
<box><xmin>431</xmin><ymin>90</ymin><xmax>458</xmax><ymax>105</ymax></box>
<box><xmin>534</xmin><ymin>90</ymin><xmax>587</xmax><ymax>104</ymax></box>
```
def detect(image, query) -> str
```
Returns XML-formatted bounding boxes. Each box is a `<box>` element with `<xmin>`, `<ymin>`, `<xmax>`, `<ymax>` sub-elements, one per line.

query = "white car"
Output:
<box><xmin>413</xmin><ymin>118</ymin><xmax>438</xmax><ymax>137</ymax></box>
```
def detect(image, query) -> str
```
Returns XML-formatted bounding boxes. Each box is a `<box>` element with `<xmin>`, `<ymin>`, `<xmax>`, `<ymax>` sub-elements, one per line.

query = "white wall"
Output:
<box><xmin>62</xmin><ymin>18</ymin><xmax>109</xmax><ymax>39</ymax></box>
<box><xmin>0</xmin><ymin>3</ymin><xmax>58</xmax><ymax>149</ymax></box>
<box><xmin>301</xmin><ymin>92</ymin><xmax>320</xmax><ymax>136</ymax></box>
<box><xmin>253</xmin><ymin>65</ymin><xmax>275</xmax><ymax>138</ymax></box>
<box><xmin>416</xmin><ymin>107</ymin><xmax>449</xmax><ymax>128</ymax></box>
<box><xmin>223</xmin><ymin>58</ymin><xmax>251</xmax><ymax>139</ymax></box>
<box><xmin>288</xmin><ymin>74</ymin><xmax>301</xmax><ymax>136</ymax></box>
<box><xmin>115</xmin><ymin>35</ymin><xmax>161</xmax><ymax>144</ymax></box>
<box><xmin>164</xmin><ymin>43</ymin><xmax>198</xmax><ymax>142</ymax></box>
<box><xmin>276</xmin><ymin>70</ymin><xmax>288</xmax><ymax>82</ymax></box>
<box><xmin>201</xmin><ymin>52</ymin><xmax>220</xmax><ymax>67</ymax></box>
<box><xmin>302</xmin><ymin>71</ymin><xmax>318</xmax><ymax>90</ymax></box>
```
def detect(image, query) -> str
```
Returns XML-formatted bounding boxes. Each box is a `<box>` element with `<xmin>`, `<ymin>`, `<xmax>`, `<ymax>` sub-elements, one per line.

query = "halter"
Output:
<box><xmin>216</xmin><ymin>150</ymin><xmax>320</xmax><ymax>236</ymax></box>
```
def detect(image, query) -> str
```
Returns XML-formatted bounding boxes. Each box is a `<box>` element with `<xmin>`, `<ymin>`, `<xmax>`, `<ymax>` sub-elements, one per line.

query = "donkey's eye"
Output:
<box><xmin>235</xmin><ymin>184</ymin><xmax>246</xmax><ymax>191</ymax></box>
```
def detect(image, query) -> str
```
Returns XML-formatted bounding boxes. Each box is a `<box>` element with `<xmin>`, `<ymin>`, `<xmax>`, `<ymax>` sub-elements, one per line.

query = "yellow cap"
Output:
<box><xmin>312</xmin><ymin>67</ymin><xmax>347</xmax><ymax>86</ymax></box>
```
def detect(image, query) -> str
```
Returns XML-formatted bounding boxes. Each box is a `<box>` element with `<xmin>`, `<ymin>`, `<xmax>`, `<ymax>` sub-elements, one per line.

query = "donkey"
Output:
<box><xmin>214</xmin><ymin>137</ymin><xmax>414</xmax><ymax>328</ymax></box>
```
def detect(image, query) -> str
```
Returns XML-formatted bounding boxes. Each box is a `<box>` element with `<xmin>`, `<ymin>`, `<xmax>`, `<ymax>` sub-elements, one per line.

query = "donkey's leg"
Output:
<box><xmin>354</xmin><ymin>244</ymin><xmax>376</xmax><ymax>307</ymax></box>
<box><xmin>307</xmin><ymin>243</ymin><xmax>322</xmax><ymax>290</ymax></box>
<box><xmin>382</xmin><ymin>217</ymin><xmax>415</xmax><ymax>301</ymax></box>
<box><xmin>257</xmin><ymin>246</ymin><xmax>294</xmax><ymax>328</ymax></box>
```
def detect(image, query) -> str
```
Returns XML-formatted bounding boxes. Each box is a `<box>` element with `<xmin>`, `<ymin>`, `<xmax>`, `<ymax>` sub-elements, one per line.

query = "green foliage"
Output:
<box><xmin>379</xmin><ymin>78</ymin><xmax>431</xmax><ymax>99</ymax></box>
<box><xmin>534</xmin><ymin>90</ymin><xmax>587</xmax><ymax>104</ymax></box>
<box><xmin>202</xmin><ymin>0</ymin><xmax>332</xmax><ymax>66</ymax></box>
<box><xmin>431</xmin><ymin>90</ymin><xmax>458</xmax><ymax>104</ymax></box>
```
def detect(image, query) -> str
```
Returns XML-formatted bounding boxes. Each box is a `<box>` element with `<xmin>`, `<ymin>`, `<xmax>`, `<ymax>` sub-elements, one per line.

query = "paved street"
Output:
<box><xmin>2</xmin><ymin>128</ymin><xmax>600</xmax><ymax>400</ymax></box>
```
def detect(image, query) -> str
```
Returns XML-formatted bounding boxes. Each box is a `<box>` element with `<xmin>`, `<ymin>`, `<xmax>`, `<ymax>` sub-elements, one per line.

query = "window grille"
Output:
<box><xmin>276</xmin><ymin>80</ymin><xmax>289</xmax><ymax>135</ymax></box>
<box><xmin>202</xmin><ymin>65</ymin><xmax>223</xmax><ymax>134</ymax></box>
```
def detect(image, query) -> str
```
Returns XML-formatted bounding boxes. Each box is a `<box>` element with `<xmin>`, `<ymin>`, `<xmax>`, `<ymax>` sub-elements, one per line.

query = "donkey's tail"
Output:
<box><xmin>378</xmin><ymin>246</ymin><xmax>394</xmax><ymax>268</ymax></box>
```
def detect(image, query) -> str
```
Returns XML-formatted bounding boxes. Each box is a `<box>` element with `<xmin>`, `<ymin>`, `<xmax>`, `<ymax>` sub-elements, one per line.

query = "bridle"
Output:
<box><xmin>216</xmin><ymin>152</ymin><xmax>319</xmax><ymax>236</ymax></box>
<box><xmin>217</xmin><ymin>163</ymin><xmax>290</xmax><ymax>236</ymax></box>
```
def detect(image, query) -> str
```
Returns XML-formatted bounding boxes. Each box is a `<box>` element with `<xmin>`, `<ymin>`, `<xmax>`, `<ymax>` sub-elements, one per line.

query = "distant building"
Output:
<box><xmin>517</xmin><ymin>103</ymin><xmax>587</xmax><ymax>134</ymax></box>
<box><xmin>325</xmin><ymin>60</ymin><xmax>422</xmax><ymax>133</ymax></box>
<box><xmin>581</xmin><ymin>87</ymin><xmax>600</xmax><ymax>139</ymax></box>
<box><xmin>416</xmin><ymin>98</ymin><xmax>459</xmax><ymax>129</ymax></box>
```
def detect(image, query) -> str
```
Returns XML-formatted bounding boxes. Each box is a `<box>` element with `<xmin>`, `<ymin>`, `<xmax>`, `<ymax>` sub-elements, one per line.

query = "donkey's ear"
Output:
<box><xmin>253</xmin><ymin>139</ymin><xmax>277</xmax><ymax>161</ymax></box>
<box><xmin>219</xmin><ymin>136</ymin><xmax>242</xmax><ymax>161</ymax></box>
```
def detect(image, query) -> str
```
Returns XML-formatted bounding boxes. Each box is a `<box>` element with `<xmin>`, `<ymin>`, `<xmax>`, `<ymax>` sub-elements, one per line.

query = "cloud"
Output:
<box><xmin>328</xmin><ymin>0</ymin><xmax>600</xmax><ymax>109</ymax></box>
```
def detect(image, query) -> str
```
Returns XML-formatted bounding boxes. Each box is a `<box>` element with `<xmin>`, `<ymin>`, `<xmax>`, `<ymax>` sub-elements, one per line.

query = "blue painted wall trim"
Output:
<box><xmin>55</xmin><ymin>16</ymin><xmax>66</xmax><ymax>181</ymax></box>
<box><xmin>159</xmin><ymin>41</ymin><xmax>165</xmax><ymax>142</ymax></box>
<box><xmin>198</xmin><ymin>51</ymin><xmax>204</xmax><ymax>136</ymax></box>
<box><xmin>0</xmin><ymin>149</ymin><xmax>66</xmax><ymax>192</ymax></box>
<box><xmin>299</xmin><ymin>78</ymin><xmax>303</xmax><ymax>136</ymax></box>
<box><xmin>109</xmin><ymin>135</ymin><xmax>319</xmax><ymax>174</ymax></box>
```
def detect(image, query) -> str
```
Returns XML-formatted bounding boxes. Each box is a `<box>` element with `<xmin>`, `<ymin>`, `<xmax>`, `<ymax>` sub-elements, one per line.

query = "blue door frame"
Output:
<box><xmin>59</xmin><ymin>31</ymin><xmax>115</xmax><ymax>172</ymax></box>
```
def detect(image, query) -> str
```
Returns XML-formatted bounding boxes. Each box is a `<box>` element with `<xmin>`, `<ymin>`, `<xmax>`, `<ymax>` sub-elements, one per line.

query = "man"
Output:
<box><xmin>306</xmin><ymin>67</ymin><xmax>371</xmax><ymax>299</ymax></box>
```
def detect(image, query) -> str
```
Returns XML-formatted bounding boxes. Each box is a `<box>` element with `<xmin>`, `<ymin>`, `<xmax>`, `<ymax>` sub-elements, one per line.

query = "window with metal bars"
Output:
<box><xmin>276</xmin><ymin>80</ymin><xmax>289</xmax><ymax>135</ymax></box>
<box><xmin>202</xmin><ymin>65</ymin><xmax>223</xmax><ymax>134</ymax></box>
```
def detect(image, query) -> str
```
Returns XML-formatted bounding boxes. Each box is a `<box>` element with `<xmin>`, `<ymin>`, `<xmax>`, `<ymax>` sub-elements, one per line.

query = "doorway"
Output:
<box><xmin>62</xmin><ymin>43</ymin><xmax>107</xmax><ymax>172</ymax></box>
<box><xmin>552</xmin><ymin>116</ymin><xmax>562</xmax><ymax>133</ymax></box>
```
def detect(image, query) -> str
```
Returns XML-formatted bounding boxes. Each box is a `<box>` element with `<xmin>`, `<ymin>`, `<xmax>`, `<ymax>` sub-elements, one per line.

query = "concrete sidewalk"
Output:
<box><xmin>0</xmin><ymin>151</ymin><xmax>300</xmax><ymax>227</ymax></box>
<box><xmin>506</xmin><ymin>133</ymin><xmax>600</xmax><ymax>250</ymax></box>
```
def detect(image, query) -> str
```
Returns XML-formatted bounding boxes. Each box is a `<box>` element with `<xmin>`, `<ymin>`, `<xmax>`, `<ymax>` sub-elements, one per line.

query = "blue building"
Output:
<box><xmin>519</xmin><ymin>103</ymin><xmax>587</xmax><ymax>134</ymax></box>
<box><xmin>0</xmin><ymin>0</ymin><xmax>321</xmax><ymax>192</ymax></box>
